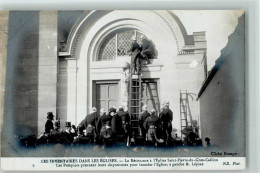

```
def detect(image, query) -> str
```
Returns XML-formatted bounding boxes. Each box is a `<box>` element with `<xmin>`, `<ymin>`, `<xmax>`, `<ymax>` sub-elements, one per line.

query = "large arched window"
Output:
<box><xmin>97</xmin><ymin>30</ymin><xmax>156</xmax><ymax>61</ymax></box>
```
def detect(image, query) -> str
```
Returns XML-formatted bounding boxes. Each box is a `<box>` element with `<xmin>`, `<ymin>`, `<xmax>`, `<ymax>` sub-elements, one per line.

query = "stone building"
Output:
<box><xmin>197</xmin><ymin>14</ymin><xmax>245</xmax><ymax>155</ymax></box>
<box><xmin>1</xmin><ymin>10</ymin><xmax>207</xmax><ymax>138</ymax></box>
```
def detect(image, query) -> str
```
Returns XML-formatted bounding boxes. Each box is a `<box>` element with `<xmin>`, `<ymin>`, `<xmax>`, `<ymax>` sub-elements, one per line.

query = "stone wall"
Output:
<box><xmin>38</xmin><ymin>11</ymin><xmax>58</xmax><ymax>133</ymax></box>
<box><xmin>199</xmin><ymin>14</ymin><xmax>245</xmax><ymax>155</ymax></box>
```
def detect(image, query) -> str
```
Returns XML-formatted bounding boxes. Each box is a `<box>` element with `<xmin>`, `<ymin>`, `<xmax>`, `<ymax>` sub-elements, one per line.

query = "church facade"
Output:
<box><xmin>57</xmin><ymin>10</ymin><xmax>207</xmax><ymax>135</ymax></box>
<box><xmin>1</xmin><ymin>10</ymin><xmax>207</xmax><ymax>137</ymax></box>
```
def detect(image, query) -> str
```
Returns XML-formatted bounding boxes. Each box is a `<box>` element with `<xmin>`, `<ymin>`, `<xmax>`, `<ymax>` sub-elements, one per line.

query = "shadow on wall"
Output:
<box><xmin>198</xmin><ymin>13</ymin><xmax>245</xmax><ymax>153</ymax></box>
<box><xmin>1</xmin><ymin>11</ymin><xmax>39</xmax><ymax>155</ymax></box>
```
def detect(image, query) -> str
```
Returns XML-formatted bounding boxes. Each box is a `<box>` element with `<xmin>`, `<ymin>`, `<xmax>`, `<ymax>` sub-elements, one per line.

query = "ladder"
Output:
<box><xmin>180</xmin><ymin>90</ymin><xmax>189</xmax><ymax>140</ymax></box>
<box><xmin>128</xmin><ymin>72</ymin><xmax>142</xmax><ymax>138</ymax></box>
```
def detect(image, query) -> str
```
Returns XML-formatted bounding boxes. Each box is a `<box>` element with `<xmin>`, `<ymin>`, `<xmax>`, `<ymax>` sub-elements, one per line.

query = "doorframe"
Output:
<box><xmin>92</xmin><ymin>80</ymin><xmax>120</xmax><ymax>112</ymax></box>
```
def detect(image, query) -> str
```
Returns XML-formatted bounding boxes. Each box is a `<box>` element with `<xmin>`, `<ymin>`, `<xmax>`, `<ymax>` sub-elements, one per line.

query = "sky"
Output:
<box><xmin>174</xmin><ymin>10</ymin><xmax>244</xmax><ymax>70</ymax></box>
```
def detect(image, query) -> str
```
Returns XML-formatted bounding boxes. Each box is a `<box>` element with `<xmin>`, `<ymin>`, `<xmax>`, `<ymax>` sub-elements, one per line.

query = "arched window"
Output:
<box><xmin>97</xmin><ymin>30</ymin><xmax>156</xmax><ymax>61</ymax></box>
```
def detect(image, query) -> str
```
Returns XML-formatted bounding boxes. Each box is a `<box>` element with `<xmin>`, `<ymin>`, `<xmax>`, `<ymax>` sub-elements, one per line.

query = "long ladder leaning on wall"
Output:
<box><xmin>180</xmin><ymin>90</ymin><xmax>191</xmax><ymax>141</ymax></box>
<box><xmin>128</xmin><ymin>71</ymin><xmax>142</xmax><ymax>145</ymax></box>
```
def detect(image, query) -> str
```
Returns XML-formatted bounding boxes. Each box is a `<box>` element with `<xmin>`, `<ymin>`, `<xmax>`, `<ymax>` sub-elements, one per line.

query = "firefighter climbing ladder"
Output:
<box><xmin>180</xmin><ymin>90</ymin><xmax>190</xmax><ymax>140</ymax></box>
<box><xmin>128</xmin><ymin>72</ymin><xmax>142</xmax><ymax>138</ymax></box>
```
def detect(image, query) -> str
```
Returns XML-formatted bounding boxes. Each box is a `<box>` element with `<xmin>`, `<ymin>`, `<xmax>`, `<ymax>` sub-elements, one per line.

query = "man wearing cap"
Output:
<box><xmin>77</xmin><ymin>107</ymin><xmax>98</xmax><ymax>135</ymax></box>
<box><xmin>111</xmin><ymin>108</ymin><xmax>122</xmax><ymax>135</ymax></box>
<box><xmin>45</xmin><ymin>112</ymin><xmax>54</xmax><ymax>134</ymax></box>
<box><xmin>85</xmin><ymin>107</ymin><xmax>98</xmax><ymax>136</ymax></box>
<box><xmin>129</xmin><ymin>36</ymin><xmax>143</xmax><ymax>74</ymax></box>
<box><xmin>159</xmin><ymin>101</ymin><xmax>173</xmax><ymax>144</ymax></box>
<box><xmin>139</xmin><ymin>105</ymin><xmax>151</xmax><ymax>139</ymax></box>
<box><xmin>96</xmin><ymin>108</ymin><xmax>113</xmax><ymax>135</ymax></box>
<box><xmin>117</xmin><ymin>106</ymin><xmax>131</xmax><ymax>135</ymax></box>
<box><xmin>144</xmin><ymin>109</ymin><xmax>162</xmax><ymax>145</ymax></box>
<box><xmin>97</xmin><ymin>108</ymin><xmax>116</xmax><ymax>144</ymax></box>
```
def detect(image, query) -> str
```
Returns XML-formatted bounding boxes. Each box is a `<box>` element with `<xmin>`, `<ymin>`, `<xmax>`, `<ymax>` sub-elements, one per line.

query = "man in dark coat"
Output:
<box><xmin>85</xmin><ymin>107</ymin><xmax>98</xmax><ymax>135</ymax></box>
<box><xmin>111</xmin><ymin>109</ymin><xmax>122</xmax><ymax>135</ymax></box>
<box><xmin>144</xmin><ymin>109</ymin><xmax>162</xmax><ymax>145</ymax></box>
<box><xmin>60</xmin><ymin>122</ymin><xmax>77</xmax><ymax>144</ymax></box>
<box><xmin>129</xmin><ymin>36</ymin><xmax>143</xmax><ymax>74</ymax></box>
<box><xmin>139</xmin><ymin>105</ymin><xmax>151</xmax><ymax>139</ymax></box>
<box><xmin>97</xmin><ymin>108</ymin><xmax>116</xmax><ymax>144</ymax></box>
<box><xmin>140</xmin><ymin>36</ymin><xmax>153</xmax><ymax>63</ymax></box>
<box><xmin>96</xmin><ymin>108</ymin><xmax>112</xmax><ymax>135</ymax></box>
<box><xmin>159</xmin><ymin>101</ymin><xmax>173</xmax><ymax>143</ymax></box>
<box><xmin>117</xmin><ymin>106</ymin><xmax>131</xmax><ymax>135</ymax></box>
<box><xmin>77</xmin><ymin>107</ymin><xmax>98</xmax><ymax>135</ymax></box>
<box><xmin>50</xmin><ymin>120</ymin><xmax>61</xmax><ymax>143</ymax></box>
<box><xmin>45</xmin><ymin>112</ymin><xmax>54</xmax><ymax>134</ymax></box>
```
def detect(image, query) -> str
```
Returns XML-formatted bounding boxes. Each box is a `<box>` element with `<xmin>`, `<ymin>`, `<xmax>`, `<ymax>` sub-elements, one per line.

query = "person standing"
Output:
<box><xmin>45</xmin><ymin>112</ymin><xmax>54</xmax><ymax>134</ymax></box>
<box><xmin>111</xmin><ymin>108</ymin><xmax>122</xmax><ymax>135</ymax></box>
<box><xmin>139</xmin><ymin>105</ymin><xmax>151</xmax><ymax>139</ymax></box>
<box><xmin>85</xmin><ymin>107</ymin><xmax>98</xmax><ymax>136</ymax></box>
<box><xmin>117</xmin><ymin>106</ymin><xmax>131</xmax><ymax>136</ymax></box>
<box><xmin>129</xmin><ymin>36</ymin><xmax>143</xmax><ymax>74</ymax></box>
<box><xmin>159</xmin><ymin>101</ymin><xmax>173</xmax><ymax>144</ymax></box>
<box><xmin>144</xmin><ymin>109</ymin><xmax>162</xmax><ymax>145</ymax></box>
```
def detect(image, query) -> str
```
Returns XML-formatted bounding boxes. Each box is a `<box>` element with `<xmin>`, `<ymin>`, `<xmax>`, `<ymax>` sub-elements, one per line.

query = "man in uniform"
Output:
<box><xmin>129</xmin><ymin>36</ymin><xmax>143</xmax><ymax>74</ymax></box>
<box><xmin>159</xmin><ymin>101</ymin><xmax>173</xmax><ymax>144</ymax></box>
<box><xmin>117</xmin><ymin>106</ymin><xmax>131</xmax><ymax>136</ymax></box>
<box><xmin>97</xmin><ymin>107</ymin><xmax>116</xmax><ymax>145</ymax></box>
<box><xmin>139</xmin><ymin>105</ymin><xmax>151</xmax><ymax>139</ymax></box>
<box><xmin>111</xmin><ymin>108</ymin><xmax>122</xmax><ymax>135</ymax></box>
<box><xmin>117</xmin><ymin>106</ymin><xmax>131</xmax><ymax>145</ymax></box>
<box><xmin>144</xmin><ymin>109</ymin><xmax>162</xmax><ymax>145</ymax></box>
<box><xmin>77</xmin><ymin>107</ymin><xmax>97</xmax><ymax>135</ymax></box>
<box><xmin>85</xmin><ymin>107</ymin><xmax>98</xmax><ymax>138</ymax></box>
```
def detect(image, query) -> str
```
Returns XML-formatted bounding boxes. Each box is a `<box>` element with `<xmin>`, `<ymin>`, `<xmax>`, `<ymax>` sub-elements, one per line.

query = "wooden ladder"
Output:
<box><xmin>128</xmin><ymin>72</ymin><xmax>142</xmax><ymax>138</ymax></box>
<box><xmin>180</xmin><ymin>90</ymin><xmax>189</xmax><ymax>140</ymax></box>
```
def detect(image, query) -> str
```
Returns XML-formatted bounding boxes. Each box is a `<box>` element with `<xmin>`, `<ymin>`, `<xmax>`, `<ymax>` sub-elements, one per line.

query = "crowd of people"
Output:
<box><xmin>39</xmin><ymin>102</ymin><xmax>180</xmax><ymax>147</ymax></box>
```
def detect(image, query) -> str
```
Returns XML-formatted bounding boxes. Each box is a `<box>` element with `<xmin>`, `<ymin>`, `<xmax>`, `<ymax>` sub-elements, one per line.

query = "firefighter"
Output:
<box><xmin>144</xmin><ymin>109</ymin><xmax>163</xmax><ymax>146</ymax></box>
<box><xmin>159</xmin><ymin>101</ymin><xmax>173</xmax><ymax>145</ymax></box>
<box><xmin>129</xmin><ymin>36</ymin><xmax>142</xmax><ymax>74</ymax></box>
<box><xmin>111</xmin><ymin>108</ymin><xmax>122</xmax><ymax>135</ymax></box>
<box><xmin>139</xmin><ymin>105</ymin><xmax>151</xmax><ymax>139</ymax></box>
<box><xmin>117</xmin><ymin>106</ymin><xmax>131</xmax><ymax>136</ymax></box>
<box><xmin>96</xmin><ymin>108</ymin><xmax>116</xmax><ymax>145</ymax></box>
<box><xmin>77</xmin><ymin>107</ymin><xmax>98</xmax><ymax>135</ymax></box>
<box><xmin>85</xmin><ymin>107</ymin><xmax>98</xmax><ymax>141</ymax></box>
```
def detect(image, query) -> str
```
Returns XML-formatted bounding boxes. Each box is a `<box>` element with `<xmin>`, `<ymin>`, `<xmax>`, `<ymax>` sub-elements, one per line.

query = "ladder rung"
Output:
<box><xmin>130</xmin><ymin>106</ymin><xmax>139</xmax><ymax>107</ymax></box>
<box><xmin>130</xmin><ymin>99</ymin><xmax>140</xmax><ymax>101</ymax></box>
<box><xmin>131</xmin><ymin>86</ymin><xmax>140</xmax><ymax>88</ymax></box>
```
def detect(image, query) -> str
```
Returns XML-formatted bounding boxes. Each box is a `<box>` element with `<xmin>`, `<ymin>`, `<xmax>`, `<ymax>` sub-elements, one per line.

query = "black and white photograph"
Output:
<box><xmin>0</xmin><ymin>10</ymin><xmax>246</xmax><ymax>170</ymax></box>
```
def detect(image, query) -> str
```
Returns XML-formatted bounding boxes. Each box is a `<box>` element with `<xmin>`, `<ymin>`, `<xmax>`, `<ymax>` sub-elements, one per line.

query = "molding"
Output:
<box><xmin>58</xmin><ymin>10</ymin><xmax>189</xmax><ymax>58</ymax></box>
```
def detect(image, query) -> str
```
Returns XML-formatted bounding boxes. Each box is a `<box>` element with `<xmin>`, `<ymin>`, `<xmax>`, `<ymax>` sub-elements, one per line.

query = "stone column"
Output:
<box><xmin>38</xmin><ymin>11</ymin><xmax>58</xmax><ymax>133</ymax></box>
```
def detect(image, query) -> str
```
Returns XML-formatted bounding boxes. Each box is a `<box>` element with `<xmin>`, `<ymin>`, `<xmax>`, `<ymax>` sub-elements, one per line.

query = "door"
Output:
<box><xmin>95</xmin><ymin>82</ymin><xmax>119</xmax><ymax>113</ymax></box>
<box><xmin>141</xmin><ymin>80</ymin><xmax>160</xmax><ymax>113</ymax></box>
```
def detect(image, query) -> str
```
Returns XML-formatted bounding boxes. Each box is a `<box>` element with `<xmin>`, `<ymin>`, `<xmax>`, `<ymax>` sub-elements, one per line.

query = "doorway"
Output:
<box><xmin>93</xmin><ymin>81</ymin><xmax>119</xmax><ymax>114</ymax></box>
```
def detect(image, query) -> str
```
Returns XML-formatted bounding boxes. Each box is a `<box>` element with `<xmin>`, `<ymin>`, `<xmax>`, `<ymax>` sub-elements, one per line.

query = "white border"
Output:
<box><xmin>0</xmin><ymin>0</ymin><xmax>259</xmax><ymax>173</ymax></box>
